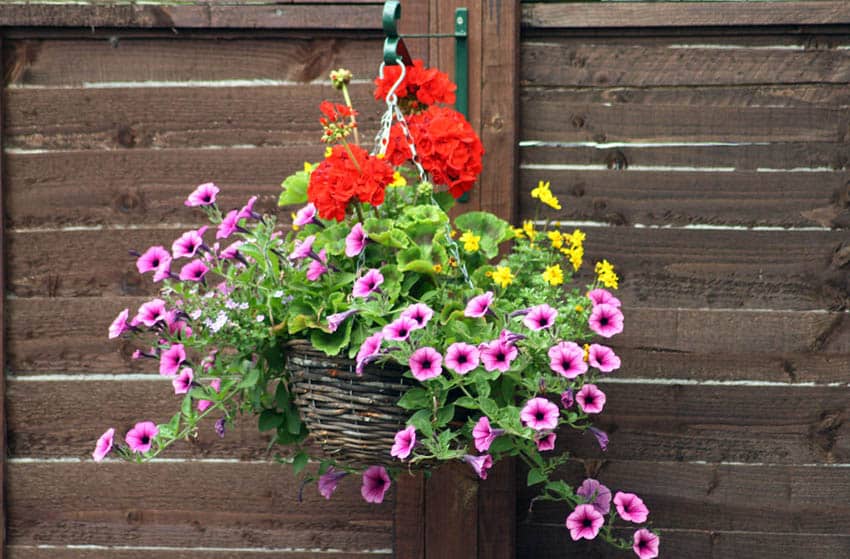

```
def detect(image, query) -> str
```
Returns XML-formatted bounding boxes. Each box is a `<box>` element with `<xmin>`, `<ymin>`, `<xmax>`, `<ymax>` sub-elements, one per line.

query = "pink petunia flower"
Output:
<box><xmin>326</xmin><ymin>309</ymin><xmax>357</xmax><ymax>333</ymax></box>
<box><xmin>352</xmin><ymin>269</ymin><xmax>384</xmax><ymax>298</ymax></box>
<box><xmin>92</xmin><ymin>427</ymin><xmax>115</xmax><ymax>462</ymax></box>
<box><xmin>219</xmin><ymin>240</ymin><xmax>244</xmax><ymax>260</ymax></box>
<box><xmin>520</xmin><ymin>397</ymin><xmax>560</xmax><ymax>431</ymax></box>
<box><xmin>409</xmin><ymin>347</ymin><xmax>443</xmax><ymax>381</ymax></box>
<box><xmin>293</xmin><ymin>203</ymin><xmax>318</xmax><ymax>227</ymax></box>
<box><xmin>522</xmin><ymin>304</ymin><xmax>558</xmax><ymax>331</ymax></box>
<box><xmin>318</xmin><ymin>466</ymin><xmax>347</xmax><ymax>500</ymax></box>
<box><xmin>306</xmin><ymin>249</ymin><xmax>328</xmax><ymax>281</ymax></box>
<box><xmin>108</xmin><ymin>308</ymin><xmax>131</xmax><ymax>339</ymax></box>
<box><xmin>237</xmin><ymin>196</ymin><xmax>259</xmax><ymax>220</ymax></box>
<box><xmin>548</xmin><ymin>341</ymin><xmax>588</xmax><ymax>379</ymax></box>
<box><xmin>463</xmin><ymin>453</ymin><xmax>493</xmax><ymax>480</ymax></box>
<box><xmin>633</xmin><ymin>529</ymin><xmax>660</xmax><ymax>559</ymax></box>
<box><xmin>589</xmin><ymin>303</ymin><xmax>624</xmax><ymax>338</ymax></box>
<box><xmin>135</xmin><ymin>299</ymin><xmax>168</xmax><ymax>328</ymax></box>
<box><xmin>588</xmin><ymin>288</ymin><xmax>621</xmax><ymax>308</ymax></box>
<box><xmin>125</xmin><ymin>421</ymin><xmax>159</xmax><ymax>453</ymax></box>
<box><xmin>614</xmin><ymin>492</ymin><xmax>649</xmax><ymax>523</ymax></box>
<box><xmin>197</xmin><ymin>377</ymin><xmax>222</xmax><ymax>412</ymax></box>
<box><xmin>535</xmin><ymin>432</ymin><xmax>557</xmax><ymax>452</ymax></box>
<box><xmin>472</xmin><ymin>416</ymin><xmax>504</xmax><ymax>452</ymax></box>
<box><xmin>172</xmin><ymin>367</ymin><xmax>194</xmax><ymax>395</ymax></box>
<box><xmin>576</xmin><ymin>383</ymin><xmax>606</xmax><ymax>414</ymax></box>
<box><xmin>400</xmin><ymin>303</ymin><xmax>434</xmax><ymax>329</ymax></box>
<box><xmin>171</xmin><ymin>227</ymin><xmax>208</xmax><ymax>259</ymax></box>
<box><xmin>561</xmin><ymin>389</ymin><xmax>575</xmax><ymax>409</ymax></box>
<box><xmin>588</xmin><ymin>426</ymin><xmax>609</xmax><ymax>452</ymax></box>
<box><xmin>391</xmin><ymin>426</ymin><xmax>417</xmax><ymax>460</ymax></box>
<box><xmin>445</xmin><ymin>342</ymin><xmax>480</xmax><ymax>375</ymax></box>
<box><xmin>355</xmin><ymin>332</ymin><xmax>384</xmax><ymax>376</ymax></box>
<box><xmin>576</xmin><ymin>478</ymin><xmax>612</xmax><ymax>515</ymax></box>
<box><xmin>136</xmin><ymin>245</ymin><xmax>172</xmax><ymax>275</ymax></box>
<box><xmin>566</xmin><ymin>504</ymin><xmax>604</xmax><ymax>541</ymax></box>
<box><xmin>383</xmin><ymin>316</ymin><xmax>418</xmax><ymax>342</ymax></box>
<box><xmin>159</xmin><ymin>344</ymin><xmax>186</xmax><ymax>377</ymax></box>
<box><xmin>179</xmin><ymin>260</ymin><xmax>209</xmax><ymax>282</ymax></box>
<box><xmin>185</xmin><ymin>182</ymin><xmax>219</xmax><ymax>207</ymax></box>
<box><xmin>216</xmin><ymin>209</ymin><xmax>241</xmax><ymax>240</ymax></box>
<box><xmin>479</xmin><ymin>339</ymin><xmax>518</xmax><ymax>373</ymax></box>
<box><xmin>152</xmin><ymin>264</ymin><xmax>173</xmax><ymax>283</ymax></box>
<box><xmin>588</xmin><ymin>344</ymin><xmax>621</xmax><ymax>373</ymax></box>
<box><xmin>345</xmin><ymin>222</ymin><xmax>368</xmax><ymax>257</ymax></box>
<box><xmin>464</xmin><ymin>291</ymin><xmax>494</xmax><ymax>318</ymax></box>
<box><xmin>361</xmin><ymin>465</ymin><xmax>391</xmax><ymax>504</ymax></box>
<box><xmin>289</xmin><ymin>235</ymin><xmax>316</xmax><ymax>261</ymax></box>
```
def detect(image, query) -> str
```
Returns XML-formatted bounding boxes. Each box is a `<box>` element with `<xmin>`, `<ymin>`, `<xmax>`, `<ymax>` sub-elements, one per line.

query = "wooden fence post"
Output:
<box><xmin>0</xmin><ymin>33</ymin><xmax>7</xmax><ymax>559</ymax></box>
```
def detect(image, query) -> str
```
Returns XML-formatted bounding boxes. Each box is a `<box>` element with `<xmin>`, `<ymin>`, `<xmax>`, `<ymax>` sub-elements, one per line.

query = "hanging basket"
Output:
<box><xmin>286</xmin><ymin>340</ymin><xmax>413</xmax><ymax>466</ymax></box>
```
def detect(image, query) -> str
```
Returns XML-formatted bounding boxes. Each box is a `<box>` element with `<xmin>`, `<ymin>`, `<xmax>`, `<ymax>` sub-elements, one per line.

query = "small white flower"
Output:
<box><xmin>189</xmin><ymin>309</ymin><xmax>202</xmax><ymax>320</ymax></box>
<box><xmin>238</xmin><ymin>302</ymin><xmax>249</xmax><ymax>310</ymax></box>
<box><xmin>256</xmin><ymin>315</ymin><xmax>265</xmax><ymax>322</ymax></box>
<box><xmin>273</xmin><ymin>290</ymin><xmax>284</xmax><ymax>298</ymax></box>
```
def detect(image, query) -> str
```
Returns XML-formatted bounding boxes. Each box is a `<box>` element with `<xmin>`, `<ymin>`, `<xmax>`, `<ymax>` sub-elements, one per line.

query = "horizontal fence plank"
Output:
<box><xmin>4</xmin><ymin>38</ymin><xmax>381</xmax><ymax>87</ymax></box>
<box><xmin>7</xmin><ymin>298</ymin><xmax>849</xmax><ymax>379</ymax></box>
<box><xmin>4</xmin><ymin>84</ymin><xmax>381</xmax><ymax>151</ymax></box>
<box><xmin>519</xmin><ymin>167</ymin><xmax>849</xmax><ymax>229</ymax></box>
<box><xmin>521</xmin><ymin>90</ymin><xmax>850</xmax><ymax>143</ymax></box>
<box><xmin>521</xmin><ymin>40</ymin><xmax>850</xmax><ymax>87</ymax></box>
<box><xmin>0</xmin><ymin>4</ymin><xmax>384</xmax><ymax>30</ymax></box>
<box><xmin>517</xmin><ymin>527</ymin><xmax>850</xmax><ymax>559</ymax></box>
<box><xmin>8</xmin><ymin>380</ymin><xmax>850</xmax><ymax>465</ymax></box>
<box><xmin>9</xmin><ymin>225</ymin><xmax>849</xmax><ymax>309</ymax></box>
<box><xmin>517</xmin><ymin>460</ymin><xmax>850</xmax><ymax>534</ymax></box>
<box><xmin>6</xmin><ymin>462</ymin><xmax>392</xmax><ymax>549</ymax></box>
<box><xmin>5</xmin><ymin>148</ymin><xmax>308</xmax><ymax>229</ymax></box>
<box><xmin>522</xmin><ymin>2</ymin><xmax>850</xmax><ymax>29</ymax></box>
<box><xmin>7</xmin><ymin>547</ymin><xmax>389</xmax><ymax>559</ymax></box>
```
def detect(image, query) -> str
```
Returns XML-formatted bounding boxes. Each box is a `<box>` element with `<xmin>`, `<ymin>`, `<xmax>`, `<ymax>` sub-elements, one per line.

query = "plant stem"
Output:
<box><xmin>340</xmin><ymin>83</ymin><xmax>360</xmax><ymax>146</ymax></box>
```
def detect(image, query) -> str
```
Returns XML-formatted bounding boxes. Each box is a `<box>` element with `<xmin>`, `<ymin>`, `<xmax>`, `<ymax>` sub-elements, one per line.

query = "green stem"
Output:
<box><xmin>340</xmin><ymin>83</ymin><xmax>360</xmax><ymax>146</ymax></box>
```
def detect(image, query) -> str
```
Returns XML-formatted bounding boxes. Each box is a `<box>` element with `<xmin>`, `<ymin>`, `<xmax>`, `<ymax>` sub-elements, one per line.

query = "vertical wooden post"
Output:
<box><xmin>0</xmin><ymin>34</ymin><xmax>7</xmax><ymax>559</ymax></box>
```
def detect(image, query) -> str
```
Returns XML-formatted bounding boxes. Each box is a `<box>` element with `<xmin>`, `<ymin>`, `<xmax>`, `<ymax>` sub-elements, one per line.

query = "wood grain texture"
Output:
<box><xmin>517</xmin><ymin>460</ymin><xmax>850</xmax><ymax>534</ymax></box>
<box><xmin>7</xmin><ymin>298</ymin><xmax>849</xmax><ymax>378</ymax></box>
<box><xmin>393</xmin><ymin>473</ymin><xmax>425</xmax><ymax>559</ymax></box>
<box><xmin>425</xmin><ymin>462</ymin><xmax>478</xmax><ymax>558</ymax></box>
<box><xmin>9</xmin><ymin>379</ymin><xmax>850</xmax><ymax>465</ymax></box>
<box><xmin>6</xmin><ymin>462</ymin><xmax>393</xmax><ymax>549</ymax></box>
<box><xmin>8</xmin><ymin>548</ymin><xmax>389</xmax><ymax>559</ymax></box>
<box><xmin>0</xmin><ymin>33</ymin><xmax>8</xmax><ymax>554</ymax></box>
<box><xmin>522</xmin><ymin>2</ymin><xmax>850</xmax><ymax>28</ymax></box>
<box><xmin>4</xmin><ymin>38</ymin><xmax>381</xmax><ymax>87</ymax></box>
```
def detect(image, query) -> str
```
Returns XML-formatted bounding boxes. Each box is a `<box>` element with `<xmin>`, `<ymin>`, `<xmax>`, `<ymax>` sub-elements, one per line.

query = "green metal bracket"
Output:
<box><xmin>454</xmin><ymin>8</ymin><xmax>469</xmax><ymax>121</ymax></box>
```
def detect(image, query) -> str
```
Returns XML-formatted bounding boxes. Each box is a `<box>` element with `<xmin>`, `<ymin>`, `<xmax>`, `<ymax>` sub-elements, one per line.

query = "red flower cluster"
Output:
<box><xmin>307</xmin><ymin>144</ymin><xmax>395</xmax><ymax>221</ymax></box>
<box><xmin>373</xmin><ymin>59</ymin><xmax>456</xmax><ymax>110</ymax></box>
<box><xmin>319</xmin><ymin>100</ymin><xmax>355</xmax><ymax>125</ymax></box>
<box><xmin>385</xmin><ymin>106</ymin><xmax>484</xmax><ymax>199</ymax></box>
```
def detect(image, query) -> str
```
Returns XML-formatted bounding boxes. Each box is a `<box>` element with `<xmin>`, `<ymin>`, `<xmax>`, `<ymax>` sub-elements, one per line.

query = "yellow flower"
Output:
<box><xmin>522</xmin><ymin>220</ymin><xmax>537</xmax><ymax>241</ymax></box>
<box><xmin>530</xmin><ymin>180</ymin><xmax>562</xmax><ymax>210</ymax></box>
<box><xmin>450</xmin><ymin>229</ymin><xmax>458</xmax><ymax>239</ymax></box>
<box><xmin>569</xmin><ymin>245</ymin><xmax>584</xmax><ymax>272</ymax></box>
<box><xmin>574</xmin><ymin>304</ymin><xmax>584</xmax><ymax>313</ymax></box>
<box><xmin>492</xmin><ymin>266</ymin><xmax>514</xmax><ymax>288</ymax></box>
<box><xmin>291</xmin><ymin>212</ymin><xmax>300</xmax><ymax>231</ymax></box>
<box><xmin>511</xmin><ymin>226</ymin><xmax>525</xmax><ymax>239</ymax></box>
<box><xmin>595</xmin><ymin>259</ymin><xmax>619</xmax><ymax>289</ymax></box>
<box><xmin>303</xmin><ymin>161</ymin><xmax>316</xmax><ymax>173</ymax></box>
<box><xmin>448</xmin><ymin>257</ymin><xmax>458</xmax><ymax>268</ymax></box>
<box><xmin>324</xmin><ymin>146</ymin><xmax>333</xmax><ymax>158</ymax></box>
<box><xmin>547</xmin><ymin>230</ymin><xmax>564</xmax><ymax>249</ymax></box>
<box><xmin>376</xmin><ymin>153</ymin><xmax>386</xmax><ymax>160</ymax></box>
<box><xmin>583</xmin><ymin>343</ymin><xmax>590</xmax><ymax>362</ymax></box>
<box><xmin>570</xmin><ymin>228</ymin><xmax>586</xmax><ymax>246</ymax></box>
<box><xmin>433</xmin><ymin>264</ymin><xmax>443</xmax><ymax>274</ymax></box>
<box><xmin>389</xmin><ymin>171</ymin><xmax>407</xmax><ymax>188</ymax></box>
<box><xmin>542</xmin><ymin>264</ymin><xmax>564</xmax><ymax>286</ymax></box>
<box><xmin>459</xmin><ymin>230</ymin><xmax>481</xmax><ymax>252</ymax></box>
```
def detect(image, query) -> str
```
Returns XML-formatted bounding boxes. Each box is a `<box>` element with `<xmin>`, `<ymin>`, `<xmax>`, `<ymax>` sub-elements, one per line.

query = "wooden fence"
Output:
<box><xmin>1</xmin><ymin>1</ymin><xmax>849</xmax><ymax>558</ymax></box>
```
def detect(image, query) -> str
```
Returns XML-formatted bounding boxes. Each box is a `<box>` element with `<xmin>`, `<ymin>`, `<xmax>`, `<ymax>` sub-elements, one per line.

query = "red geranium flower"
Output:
<box><xmin>307</xmin><ymin>144</ymin><xmax>395</xmax><ymax>221</ymax></box>
<box><xmin>373</xmin><ymin>59</ymin><xmax>456</xmax><ymax>109</ymax></box>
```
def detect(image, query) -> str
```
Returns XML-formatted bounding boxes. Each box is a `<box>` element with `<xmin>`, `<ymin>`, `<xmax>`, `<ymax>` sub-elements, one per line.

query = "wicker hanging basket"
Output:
<box><xmin>286</xmin><ymin>340</ymin><xmax>414</xmax><ymax>466</ymax></box>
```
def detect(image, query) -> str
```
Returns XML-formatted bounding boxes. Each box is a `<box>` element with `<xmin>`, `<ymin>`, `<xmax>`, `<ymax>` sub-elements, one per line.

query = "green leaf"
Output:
<box><xmin>479</xmin><ymin>397</ymin><xmax>499</xmax><ymax>418</ymax></box>
<box><xmin>398</xmin><ymin>204</ymin><xmax>449</xmax><ymax>242</ymax></box>
<box><xmin>292</xmin><ymin>451</ymin><xmax>309</xmax><ymax>475</ymax></box>
<box><xmin>397</xmin><ymin>388</ymin><xmax>431</xmax><ymax>410</ymax></box>
<box><xmin>545</xmin><ymin>480</ymin><xmax>575</xmax><ymax>500</ymax></box>
<box><xmin>453</xmin><ymin>396</ymin><xmax>477</xmax><ymax>409</ymax></box>
<box><xmin>454</xmin><ymin>211</ymin><xmax>512</xmax><ymax>259</ymax></box>
<box><xmin>363</xmin><ymin>218</ymin><xmax>411</xmax><ymax>248</ymax></box>
<box><xmin>259</xmin><ymin>409</ymin><xmax>285</xmax><ymax>432</ymax></box>
<box><xmin>527</xmin><ymin>468</ymin><xmax>547</xmax><ymax>487</ymax></box>
<box><xmin>181</xmin><ymin>394</ymin><xmax>193</xmax><ymax>418</ymax></box>
<box><xmin>285</xmin><ymin>405</ymin><xmax>304</xmax><ymax>435</ymax></box>
<box><xmin>408</xmin><ymin>409</ymin><xmax>433</xmax><ymax>438</ymax></box>
<box><xmin>237</xmin><ymin>368</ymin><xmax>261</xmax><ymax>389</ymax></box>
<box><xmin>488</xmin><ymin>435</ymin><xmax>513</xmax><ymax>453</ymax></box>
<box><xmin>435</xmin><ymin>404</ymin><xmax>455</xmax><ymax>428</ymax></box>
<box><xmin>309</xmin><ymin>319</ymin><xmax>352</xmax><ymax>356</ymax></box>
<box><xmin>279</xmin><ymin>169</ymin><xmax>310</xmax><ymax>206</ymax></box>
<box><xmin>475</xmin><ymin>377</ymin><xmax>492</xmax><ymax>399</ymax></box>
<box><xmin>433</xmin><ymin>191</ymin><xmax>456</xmax><ymax>212</ymax></box>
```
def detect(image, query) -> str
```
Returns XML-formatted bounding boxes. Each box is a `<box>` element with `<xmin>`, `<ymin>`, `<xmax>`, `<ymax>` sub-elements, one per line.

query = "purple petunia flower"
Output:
<box><xmin>306</xmin><ymin>249</ymin><xmax>328</xmax><ymax>281</ymax></box>
<box><xmin>159</xmin><ymin>343</ymin><xmax>186</xmax><ymax>377</ymax></box>
<box><xmin>219</xmin><ymin>240</ymin><xmax>244</xmax><ymax>260</ymax></box>
<box><xmin>185</xmin><ymin>182</ymin><xmax>219</xmax><ymax>207</ymax></box>
<box><xmin>391</xmin><ymin>426</ymin><xmax>416</xmax><ymax>460</ymax></box>
<box><xmin>125</xmin><ymin>421</ymin><xmax>159</xmax><ymax>453</ymax></box>
<box><xmin>576</xmin><ymin>478</ymin><xmax>612</xmax><ymax>515</ymax></box>
<box><xmin>464</xmin><ymin>291</ymin><xmax>494</xmax><ymax>318</ymax></box>
<box><xmin>589</xmin><ymin>303</ymin><xmax>624</xmax><ymax>338</ymax></box>
<box><xmin>345</xmin><ymin>222</ymin><xmax>368</xmax><ymax>257</ymax></box>
<box><xmin>561</xmin><ymin>389</ymin><xmax>575</xmax><ymax>409</ymax></box>
<box><xmin>214</xmin><ymin>417</ymin><xmax>227</xmax><ymax>438</ymax></box>
<box><xmin>479</xmin><ymin>339</ymin><xmax>518</xmax><ymax>373</ymax></box>
<box><xmin>547</xmin><ymin>341</ymin><xmax>588</xmax><ymax>379</ymax></box>
<box><xmin>326</xmin><ymin>309</ymin><xmax>357</xmax><ymax>333</ymax></box>
<box><xmin>522</xmin><ymin>304</ymin><xmax>558</xmax><ymax>331</ymax></box>
<box><xmin>566</xmin><ymin>504</ymin><xmax>604</xmax><ymax>541</ymax></box>
<box><xmin>361</xmin><ymin>465</ymin><xmax>391</xmax><ymax>504</ymax></box>
<box><xmin>576</xmin><ymin>383</ymin><xmax>606</xmax><ymax>414</ymax></box>
<box><xmin>172</xmin><ymin>367</ymin><xmax>194</xmax><ymax>395</ymax></box>
<box><xmin>409</xmin><ymin>347</ymin><xmax>443</xmax><ymax>381</ymax></box>
<box><xmin>382</xmin><ymin>316</ymin><xmax>419</xmax><ymax>342</ymax></box>
<box><xmin>352</xmin><ymin>269</ymin><xmax>384</xmax><ymax>298</ymax></box>
<box><xmin>520</xmin><ymin>397</ymin><xmax>560</xmax><ymax>431</ymax></box>
<box><xmin>108</xmin><ymin>308</ymin><xmax>131</xmax><ymax>339</ymax></box>
<box><xmin>92</xmin><ymin>427</ymin><xmax>115</xmax><ymax>462</ymax></box>
<box><xmin>633</xmin><ymin>529</ymin><xmax>660</xmax><ymax>559</ymax></box>
<box><xmin>472</xmin><ymin>416</ymin><xmax>504</xmax><ymax>453</ymax></box>
<box><xmin>355</xmin><ymin>332</ymin><xmax>384</xmax><ymax>376</ymax></box>
<box><xmin>216</xmin><ymin>209</ymin><xmax>240</xmax><ymax>240</ymax></box>
<box><xmin>535</xmin><ymin>432</ymin><xmax>557</xmax><ymax>452</ymax></box>
<box><xmin>172</xmin><ymin>227</ymin><xmax>208</xmax><ymax>259</ymax></box>
<box><xmin>588</xmin><ymin>426</ymin><xmax>609</xmax><ymax>452</ymax></box>
<box><xmin>237</xmin><ymin>196</ymin><xmax>259</xmax><ymax>220</ymax></box>
<box><xmin>135</xmin><ymin>299</ymin><xmax>168</xmax><ymax>328</ymax></box>
<box><xmin>588</xmin><ymin>288</ymin><xmax>621</xmax><ymax>308</ymax></box>
<box><xmin>588</xmin><ymin>344</ymin><xmax>621</xmax><ymax>373</ymax></box>
<box><xmin>444</xmin><ymin>342</ymin><xmax>480</xmax><ymax>375</ymax></box>
<box><xmin>293</xmin><ymin>203</ymin><xmax>318</xmax><ymax>227</ymax></box>
<box><xmin>136</xmin><ymin>245</ymin><xmax>172</xmax><ymax>275</ymax></box>
<box><xmin>318</xmin><ymin>466</ymin><xmax>348</xmax><ymax>500</ymax></box>
<box><xmin>289</xmin><ymin>235</ymin><xmax>316</xmax><ymax>261</ymax></box>
<box><xmin>400</xmin><ymin>303</ymin><xmax>434</xmax><ymax>330</ymax></box>
<box><xmin>463</xmin><ymin>453</ymin><xmax>493</xmax><ymax>480</ymax></box>
<box><xmin>178</xmin><ymin>259</ymin><xmax>209</xmax><ymax>282</ymax></box>
<box><xmin>614</xmin><ymin>492</ymin><xmax>649</xmax><ymax>523</ymax></box>
<box><xmin>197</xmin><ymin>378</ymin><xmax>222</xmax><ymax>412</ymax></box>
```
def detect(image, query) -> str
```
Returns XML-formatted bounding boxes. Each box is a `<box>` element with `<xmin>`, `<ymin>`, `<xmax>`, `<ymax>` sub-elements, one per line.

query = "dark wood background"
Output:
<box><xmin>1</xmin><ymin>1</ymin><xmax>849</xmax><ymax>558</ymax></box>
